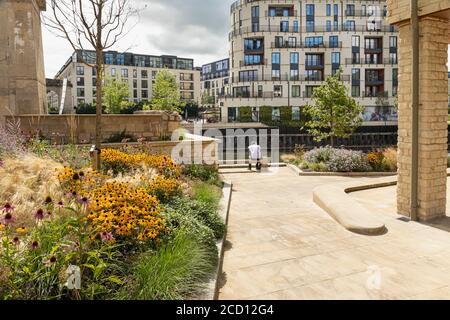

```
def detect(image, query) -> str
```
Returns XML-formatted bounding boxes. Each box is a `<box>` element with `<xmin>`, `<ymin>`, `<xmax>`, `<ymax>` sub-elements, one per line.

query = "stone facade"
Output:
<box><xmin>387</xmin><ymin>1</ymin><xmax>450</xmax><ymax>221</ymax></box>
<box><xmin>5</xmin><ymin>113</ymin><xmax>180</xmax><ymax>145</ymax></box>
<box><xmin>0</xmin><ymin>0</ymin><xmax>47</xmax><ymax>118</ymax></box>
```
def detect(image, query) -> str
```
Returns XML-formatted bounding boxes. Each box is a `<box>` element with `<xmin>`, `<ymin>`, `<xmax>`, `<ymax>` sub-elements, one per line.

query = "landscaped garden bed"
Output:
<box><xmin>282</xmin><ymin>146</ymin><xmax>398</xmax><ymax>174</ymax></box>
<box><xmin>0</xmin><ymin>125</ymin><xmax>225</xmax><ymax>300</ymax></box>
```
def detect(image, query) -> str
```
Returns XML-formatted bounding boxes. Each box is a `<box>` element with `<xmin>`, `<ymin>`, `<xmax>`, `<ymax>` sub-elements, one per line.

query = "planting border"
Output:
<box><xmin>204</xmin><ymin>180</ymin><xmax>233</xmax><ymax>300</ymax></box>
<box><xmin>287</xmin><ymin>163</ymin><xmax>398</xmax><ymax>177</ymax></box>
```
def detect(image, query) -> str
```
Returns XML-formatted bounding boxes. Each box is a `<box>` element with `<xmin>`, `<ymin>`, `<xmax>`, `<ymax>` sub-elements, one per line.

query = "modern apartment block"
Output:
<box><xmin>200</xmin><ymin>58</ymin><xmax>230</xmax><ymax>109</ymax></box>
<box><xmin>55</xmin><ymin>50</ymin><xmax>201</xmax><ymax>110</ymax></box>
<box><xmin>221</xmin><ymin>0</ymin><xmax>399</xmax><ymax>123</ymax></box>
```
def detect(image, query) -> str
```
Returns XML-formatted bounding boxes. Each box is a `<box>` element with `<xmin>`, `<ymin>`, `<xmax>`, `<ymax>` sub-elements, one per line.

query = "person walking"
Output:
<box><xmin>248</xmin><ymin>141</ymin><xmax>262</xmax><ymax>171</ymax></box>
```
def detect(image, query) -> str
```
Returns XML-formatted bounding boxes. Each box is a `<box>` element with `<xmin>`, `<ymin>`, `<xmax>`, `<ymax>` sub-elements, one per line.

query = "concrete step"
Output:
<box><xmin>219</xmin><ymin>162</ymin><xmax>287</xmax><ymax>169</ymax></box>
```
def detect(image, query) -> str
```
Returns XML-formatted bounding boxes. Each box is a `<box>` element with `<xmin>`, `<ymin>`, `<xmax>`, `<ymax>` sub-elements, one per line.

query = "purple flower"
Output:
<box><xmin>2</xmin><ymin>203</ymin><xmax>15</xmax><ymax>213</ymax></box>
<box><xmin>100</xmin><ymin>232</ymin><xmax>114</xmax><ymax>242</ymax></box>
<box><xmin>77</xmin><ymin>196</ymin><xmax>91</xmax><ymax>209</ymax></box>
<box><xmin>1</xmin><ymin>212</ymin><xmax>15</xmax><ymax>225</ymax></box>
<box><xmin>35</xmin><ymin>209</ymin><xmax>45</xmax><ymax>220</ymax></box>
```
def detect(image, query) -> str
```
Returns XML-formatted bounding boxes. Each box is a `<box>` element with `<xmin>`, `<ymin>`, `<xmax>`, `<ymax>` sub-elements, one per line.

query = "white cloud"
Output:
<box><xmin>42</xmin><ymin>0</ymin><xmax>234</xmax><ymax>77</ymax></box>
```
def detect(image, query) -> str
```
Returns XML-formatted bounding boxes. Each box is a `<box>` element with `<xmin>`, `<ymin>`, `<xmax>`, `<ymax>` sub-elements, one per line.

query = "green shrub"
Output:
<box><xmin>192</xmin><ymin>181</ymin><xmax>222</xmax><ymax>207</ymax></box>
<box><xmin>238</xmin><ymin>107</ymin><xmax>252</xmax><ymax>122</ymax></box>
<box><xmin>123</xmin><ymin>230</ymin><xmax>216</xmax><ymax>300</ymax></box>
<box><xmin>105</xmin><ymin>129</ymin><xmax>137</xmax><ymax>143</ymax></box>
<box><xmin>182</xmin><ymin>164</ymin><xmax>220</xmax><ymax>185</ymax></box>
<box><xmin>166</xmin><ymin>198</ymin><xmax>225</xmax><ymax>241</ymax></box>
<box><xmin>280</xmin><ymin>106</ymin><xmax>292</xmax><ymax>121</ymax></box>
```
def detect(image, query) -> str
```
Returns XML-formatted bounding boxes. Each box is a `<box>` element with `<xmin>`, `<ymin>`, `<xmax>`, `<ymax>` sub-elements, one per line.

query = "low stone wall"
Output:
<box><xmin>98</xmin><ymin>133</ymin><xmax>220</xmax><ymax>165</ymax></box>
<box><xmin>4</xmin><ymin>113</ymin><xmax>180</xmax><ymax>144</ymax></box>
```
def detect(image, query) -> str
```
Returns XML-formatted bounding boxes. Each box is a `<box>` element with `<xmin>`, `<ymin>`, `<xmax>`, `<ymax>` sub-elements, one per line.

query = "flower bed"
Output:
<box><xmin>0</xmin><ymin>134</ymin><xmax>224</xmax><ymax>300</ymax></box>
<box><xmin>283</xmin><ymin>146</ymin><xmax>398</xmax><ymax>173</ymax></box>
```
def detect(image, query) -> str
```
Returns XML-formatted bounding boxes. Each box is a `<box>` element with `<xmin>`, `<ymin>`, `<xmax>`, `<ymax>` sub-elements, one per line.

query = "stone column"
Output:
<box><xmin>0</xmin><ymin>0</ymin><xmax>47</xmax><ymax>118</ymax></box>
<box><xmin>397</xmin><ymin>17</ymin><xmax>449</xmax><ymax>221</ymax></box>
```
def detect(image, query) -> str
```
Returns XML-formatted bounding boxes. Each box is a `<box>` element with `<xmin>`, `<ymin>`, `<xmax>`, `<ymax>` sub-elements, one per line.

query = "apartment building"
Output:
<box><xmin>200</xmin><ymin>58</ymin><xmax>230</xmax><ymax>109</ymax></box>
<box><xmin>221</xmin><ymin>0</ymin><xmax>399</xmax><ymax>123</ymax></box>
<box><xmin>55</xmin><ymin>50</ymin><xmax>201</xmax><ymax>110</ymax></box>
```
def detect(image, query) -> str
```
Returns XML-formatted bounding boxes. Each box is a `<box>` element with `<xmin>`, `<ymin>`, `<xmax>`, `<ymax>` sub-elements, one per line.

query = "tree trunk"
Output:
<box><xmin>330</xmin><ymin>135</ymin><xmax>335</xmax><ymax>148</ymax></box>
<box><xmin>93</xmin><ymin>1</ymin><xmax>103</xmax><ymax>171</ymax></box>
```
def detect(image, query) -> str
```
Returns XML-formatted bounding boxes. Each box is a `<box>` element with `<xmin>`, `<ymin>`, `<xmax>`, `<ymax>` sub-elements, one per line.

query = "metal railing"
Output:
<box><xmin>271</xmin><ymin>41</ymin><xmax>342</xmax><ymax>49</ymax></box>
<box><xmin>230</xmin><ymin>74</ymin><xmax>350</xmax><ymax>83</ymax></box>
<box><xmin>345</xmin><ymin>58</ymin><xmax>398</xmax><ymax>65</ymax></box>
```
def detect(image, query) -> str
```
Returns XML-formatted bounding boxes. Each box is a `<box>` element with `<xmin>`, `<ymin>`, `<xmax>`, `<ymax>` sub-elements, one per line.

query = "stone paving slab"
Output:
<box><xmin>218</xmin><ymin>167</ymin><xmax>450</xmax><ymax>300</ymax></box>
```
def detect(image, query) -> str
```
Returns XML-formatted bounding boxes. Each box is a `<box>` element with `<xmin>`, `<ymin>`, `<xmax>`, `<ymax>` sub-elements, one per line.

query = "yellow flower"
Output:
<box><xmin>0</xmin><ymin>223</ymin><xmax>5</xmax><ymax>232</ymax></box>
<box><xmin>16</xmin><ymin>227</ymin><xmax>28</xmax><ymax>235</ymax></box>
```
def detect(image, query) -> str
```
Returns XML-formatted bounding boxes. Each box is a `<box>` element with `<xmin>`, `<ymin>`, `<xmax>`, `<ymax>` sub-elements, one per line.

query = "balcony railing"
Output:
<box><xmin>345</xmin><ymin>9</ymin><xmax>388</xmax><ymax>17</ymax></box>
<box><xmin>239</xmin><ymin>59</ymin><xmax>267</xmax><ymax>68</ymax></box>
<box><xmin>271</xmin><ymin>41</ymin><xmax>342</xmax><ymax>49</ymax></box>
<box><xmin>229</xmin><ymin>24</ymin><xmax>398</xmax><ymax>38</ymax></box>
<box><xmin>362</xmin><ymin>91</ymin><xmax>389</xmax><ymax>98</ymax></box>
<box><xmin>266</xmin><ymin>10</ymin><xmax>297</xmax><ymax>17</ymax></box>
<box><xmin>345</xmin><ymin>58</ymin><xmax>398</xmax><ymax>65</ymax></box>
<box><xmin>365</xmin><ymin>78</ymin><xmax>385</xmax><ymax>85</ymax></box>
<box><xmin>232</xmin><ymin>73</ymin><xmax>350</xmax><ymax>83</ymax></box>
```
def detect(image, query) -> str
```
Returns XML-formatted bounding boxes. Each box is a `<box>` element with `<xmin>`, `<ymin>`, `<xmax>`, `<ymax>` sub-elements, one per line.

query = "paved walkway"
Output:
<box><xmin>218</xmin><ymin>167</ymin><xmax>450</xmax><ymax>300</ymax></box>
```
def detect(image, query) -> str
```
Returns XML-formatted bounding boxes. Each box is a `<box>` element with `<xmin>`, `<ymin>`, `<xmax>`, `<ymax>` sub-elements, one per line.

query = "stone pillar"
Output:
<box><xmin>0</xmin><ymin>0</ymin><xmax>47</xmax><ymax>119</ymax></box>
<box><xmin>397</xmin><ymin>17</ymin><xmax>449</xmax><ymax>221</ymax></box>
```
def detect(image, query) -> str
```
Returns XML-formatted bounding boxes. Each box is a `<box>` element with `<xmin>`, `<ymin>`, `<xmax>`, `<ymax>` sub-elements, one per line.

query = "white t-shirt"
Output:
<box><xmin>248</xmin><ymin>144</ymin><xmax>262</xmax><ymax>160</ymax></box>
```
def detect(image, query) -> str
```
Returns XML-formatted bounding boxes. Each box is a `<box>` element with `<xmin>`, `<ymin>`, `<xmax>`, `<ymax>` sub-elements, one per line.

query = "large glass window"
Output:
<box><xmin>141</xmin><ymin>70</ymin><xmax>148</xmax><ymax>78</ymax></box>
<box><xmin>352</xmin><ymin>35</ymin><xmax>360</xmax><ymax>47</ymax></box>
<box><xmin>305</xmin><ymin>36</ymin><xmax>323</xmax><ymax>48</ymax></box>
<box><xmin>326</xmin><ymin>20</ymin><xmax>331</xmax><ymax>32</ymax></box>
<box><xmin>326</xmin><ymin>4</ymin><xmax>331</xmax><ymax>16</ymax></box>
<box><xmin>346</xmin><ymin>20</ymin><xmax>356</xmax><ymax>31</ymax></box>
<box><xmin>76</xmin><ymin>66</ymin><xmax>84</xmax><ymax>76</ymax></box>
<box><xmin>290</xmin><ymin>52</ymin><xmax>299</xmax><ymax>64</ymax></box>
<box><xmin>306</xmin><ymin>4</ymin><xmax>314</xmax><ymax>16</ymax></box>
<box><xmin>280</xmin><ymin>21</ymin><xmax>289</xmax><ymax>32</ymax></box>
<box><xmin>293</xmin><ymin>21</ymin><xmax>299</xmax><ymax>32</ymax></box>
<box><xmin>306</xmin><ymin>21</ymin><xmax>315</xmax><ymax>32</ymax></box>
<box><xmin>332</xmin><ymin>52</ymin><xmax>340</xmax><ymax>65</ymax></box>
<box><xmin>390</xmin><ymin>36</ymin><xmax>398</xmax><ymax>48</ymax></box>
<box><xmin>121</xmin><ymin>69</ymin><xmax>128</xmax><ymax>78</ymax></box>
<box><xmin>272</xmin><ymin>107</ymin><xmax>281</xmax><ymax>120</ymax></box>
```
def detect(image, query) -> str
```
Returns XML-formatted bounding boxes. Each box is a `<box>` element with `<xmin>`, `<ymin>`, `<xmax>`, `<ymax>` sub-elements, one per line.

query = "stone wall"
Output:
<box><xmin>0</xmin><ymin>0</ymin><xmax>47</xmax><ymax>117</ymax></box>
<box><xmin>4</xmin><ymin>113</ymin><xmax>181</xmax><ymax>144</ymax></box>
<box><xmin>387</xmin><ymin>0</ymin><xmax>450</xmax><ymax>24</ymax></box>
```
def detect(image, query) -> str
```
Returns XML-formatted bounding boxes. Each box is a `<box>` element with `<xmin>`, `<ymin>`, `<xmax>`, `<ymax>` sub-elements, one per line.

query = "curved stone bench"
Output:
<box><xmin>313</xmin><ymin>178</ymin><xmax>397</xmax><ymax>236</ymax></box>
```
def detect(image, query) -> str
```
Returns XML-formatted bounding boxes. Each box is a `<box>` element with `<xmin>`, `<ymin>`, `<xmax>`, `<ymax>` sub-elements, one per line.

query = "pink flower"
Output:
<box><xmin>1</xmin><ymin>212</ymin><xmax>15</xmax><ymax>225</ymax></box>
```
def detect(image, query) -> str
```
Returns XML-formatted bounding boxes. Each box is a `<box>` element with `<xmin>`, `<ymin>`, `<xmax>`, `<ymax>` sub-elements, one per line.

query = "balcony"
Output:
<box><xmin>271</xmin><ymin>41</ymin><xmax>342</xmax><ymax>49</ymax></box>
<box><xmin>232</xmin><ymin>73</ymin><xmax>350</xmax><ymax>83</ymax></box>
<box><xmin>364</xmin><ymin>47</ymin><xmax>383</xmax><ymax>53</ymax></box>
<box><xmin>365</xmin><ymin>78</ymin><xmax>385</xmax><ymax>85</ymax></box>
<box><xmin>266</xmin><ymin>9</ymin><xmax>297</xmax><ymax>17</ymax></box>
<box><xmin>219</xmin><ymin>92</ymin><xmax>284</xmax><ymax>100</ymax></box>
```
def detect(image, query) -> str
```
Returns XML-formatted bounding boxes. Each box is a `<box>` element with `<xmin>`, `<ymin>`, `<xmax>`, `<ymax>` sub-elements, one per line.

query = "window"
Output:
<box><xmin>305</xmin><ymin>54</ymin><xmax>322</xmax><ymax>67</ymax></box>
<box><xmin>239</xmin><ymin>70</ymin><xmax>258</xmax><ymax>82</ymax></box>
<box><xmin>305</xmin><ymin>70</ymin><xmax>323</xmax><ymax>81</ymax></box>
<box><xmin>352</xmin><ymin>36</ymin><xmax>360</xmax><ymax>47</ymax></box>
<box><xmin>141</xmin><ymin>70</ymin><xmax>148</xmax><ymax>78</ymax></box>
<box><xmin>121</xmin><ymin>69</ymin><xmax>128</xmax><ymax>77</ymax></box>
<box><xmin>290</xmin><ymin>52</ymin><xmax>299</xmax><ymax>64</ymax></box>
<box><xmin>346</xmin><ymin>4</ymin><xmax>355</xmax><ymax>16</ymax></box>
<box><xmin>390</xmin><ymin>36</ymin><xmax>398</xmax><ymax>48</ymax></box>
<box><xmin>332</xmin><ymin>52</ymin><xmax>340</xmax><ymax>65</ymax></box>
<box><xmin>326</xmin><ymin>20</ymin><xmax>331</xmax><ymax>32</ymax></box>
<box><xmin>390</xmin><ymin>53</ymin><xmax>398</xmax><ymax>64</ymax></box>
<box><xmin>293</xmin><ymin>21</ymin><xmax>299</xmax><ymax>32</ymax></box>
<box><xmin>133</xmin><ymin>79</ymin><xmax>137</xmax><ymax>88</ymax></box>
<box><xmin>351</xmin><ymin>86</ymin><xmax>360</xmax><ymax>97</ymax></box>
<box><xmin>271</xmin><ymin>53</ymin><xmax>280</xmax><ymax>64</ymax></box>
<box><xmin>251</xmin><ymin>6</ymin><xmax>259</xmax><ymax>18</ymax></box>
<box><xmin>141</xmin><ymin>80</ymin><xmax>148</xmax><ymax>88</ymax></box>
<box><xmin>274</xmin><ymin>86</ymin><xmax>283</xmax><ymax>97</ymax></box>
<box><xmin>76</xmin><ymin>77</ymin><xmax>84</xmax><ymax>86</ymax></box>
<box><xmin>329</xmin><ymin>36</ymin><xmax>339</xmax><ymax>48</ymax></box>
<box><xmin>362</xmin><ymin>5</ymin><xmax>367</xmax><ymax>16</ymax></box>
<box><xmin>133</xmin><ymin>69</ymin><xmax>137</xmax><ymax>78</ymax></box>
<box><xmin>306</xmin><ymin>4</ymin><xmax>314</xmax><ymax>16</ymax></box>
<box><xmin>346</xmin><ymin>20</ymin><xmax>356</xmax><ymax>31</ymax></box>
<box><xmin>292</xmin><ymin>107</ymin><xmax>300</xmax><ymax>120</ymax></box>
<box><xmin>77</xmin><ymin>99</ymin><xmax>85</xmax><ymax>105</ymax></box>
<box><xmin>305</xmin><ymin>36</ymin><xmax>323</xmax><ymax>47</ymax></box>
<box><xmin>76</xmin><ymin>66</ymin><xmax>84</xmax><ymax>75</ymax></box>
<box><xmin>117</xmin><ymin>54</ymin><xmax>125</xmax><ymax>65</ymax></box>
<box><xmin>326</xmin><ymin>4</ymin><xmax>331</xmax><ymax>16</ymax></box>
<box><xmin>105</xmin><ymin>53</ymin><xmax>114</xmax><ymax>65</ymax></box>
<box><xmin>272</xmin><ymin>69</ymin><xmax>280</xmax><ymax>80</ymax></box>
<box><xmin>133</xmin><ymin>90</ymin><xmax>138</xmax><ymax>98</ymax></box>
<box><xmin>77</xmin><ymin>88</ymin><xmax>85</xmax><ymax>97</ymax></box>
<box><xmin>392</xmin><ymin>68</ymin><xmax>398</xmax><ymax>96</ymax></box>
<box><xmin>111</xmin><ymin>68</ymin><xmax>116</xmax><ymax>77</ymax></box>
<box><xmin>288</xmin><ymin>37</ymin><xmax>297</xmax><ymax>48</ymax></box>
<box><xmin>290</xmin><ymin>69</ymin><xmax>299</xmax><ymax>81</ymax></box>
<box><xmin>92</xmin><ymin>68</ymin><xmax>97</xmax><ymax>76</ymax></box>
<box><xmin>92</xmin><ymin>78</ymin><xmax>97</xmax><ymax>86</ymax></box>
<box><xmin>152</xmin><ymin>71</ymin><xmax>157</xmax><ymax>79</ymax></box>
<box><xmin>334</xmin><ymin>4</ymin><xmax>339</xmax><ymax>16</ymax></box>
<box><xmin>272</xmin><ymin>107</ymin><xmax>281</xmax><ymax>121</ymax></box>
<box><xmin>141</xmin><ymin>90</ymin><xmax>148</xmax><ymax>99</ymax></box>
<box><xmin>292</xmin><ymin>86</ymin><xmax>301</xmax><ymax>97</ymax></box>
<box><xmin>305</xmin><ymin>86</ymin><xmax>317</xmax><ymax>98</ymax></box>
<box><xmin>352</xmin><ymin>68</ymin><xmax>361</xmax><ymax>81</ymax></box>
<box><xmin>244</xmin><ymin>55</ymin><xmax>262</xmax><ymax>65</ymax></box>
<box><xmin>333</xmin><ymin>20</ymin><xmax>339</xmax><ymax>31</ymax></box>
<box><xmin>280</xmin><ymin>21</ymin><xmax>289</xmax><ymax>32</ymax></box>
<box><xmin>306</xmin><ymin>21</ymin><xmax>315</xmax><ymax>32</ymax></box>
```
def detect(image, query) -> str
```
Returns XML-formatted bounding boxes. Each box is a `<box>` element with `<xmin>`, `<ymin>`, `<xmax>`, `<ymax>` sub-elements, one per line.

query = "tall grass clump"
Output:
<box><xmin>0</xmin><ymin>120</ymin><xmax>26</xmax><ymax>157</ymax></box>
<box><xmin>123</xmin><ymin>230</ymin><xmax>216</xmax><ymax>300</ymax></box>
<box><xmin>192</xmin><ymin>181</ymin><xmax>222</xmax><ymax>207</ymax></box>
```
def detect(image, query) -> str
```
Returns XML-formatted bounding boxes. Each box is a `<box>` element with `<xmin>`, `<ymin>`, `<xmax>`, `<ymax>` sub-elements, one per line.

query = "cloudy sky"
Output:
<box><xmin>43</xmin><ymin>0</ymin><xmax>450</xmax><ymax>77</ymax></box>
<box><xmin>42</xmin><ymin>0</ymin><xmax>235</xmax><ymax>77</ymax></box>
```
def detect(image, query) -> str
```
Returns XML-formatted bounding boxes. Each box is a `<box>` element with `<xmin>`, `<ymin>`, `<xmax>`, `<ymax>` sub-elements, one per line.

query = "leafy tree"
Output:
<box><xmin>303</xmin><ymin>69</ymin><xmax>364</xmax><ymax>147</ymax></box>
<box><xmin>151</xmin><ymin>69</ymin><xmax>185</xmax><ymax>112</ymax></box>
<box><xmin>102</xmin><ymin>78</ymin><xmax>131</xmax><ymax>114</ymax></box>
